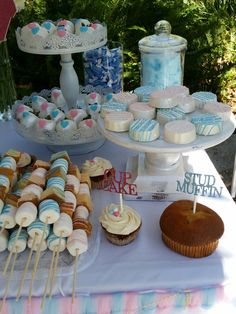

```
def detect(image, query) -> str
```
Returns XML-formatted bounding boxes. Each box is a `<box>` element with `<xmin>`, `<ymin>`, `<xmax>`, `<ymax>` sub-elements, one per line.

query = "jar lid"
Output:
<box><xmin>138</xmin><ymin>20</ymin><xmax>187</xmax><ymax>53</ymax></box>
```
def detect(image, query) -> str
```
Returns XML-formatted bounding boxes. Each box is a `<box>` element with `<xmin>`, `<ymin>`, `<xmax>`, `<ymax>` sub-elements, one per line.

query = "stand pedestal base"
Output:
<box><xmin>124</xmin><ymin>152</ymin><xmax>193</xmax><ymax>201</ymax></box>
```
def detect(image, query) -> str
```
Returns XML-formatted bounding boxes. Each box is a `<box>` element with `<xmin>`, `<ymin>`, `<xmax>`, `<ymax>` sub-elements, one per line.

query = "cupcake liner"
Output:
<box><xmin>102</xmin><ymin>224</ymin><xmax>141</xmax><ymax>246</ymax></box>
<box><xmin>162</xmin><ymin>233</ymin><xmax>219</xmax><ymax>258</ymax></box>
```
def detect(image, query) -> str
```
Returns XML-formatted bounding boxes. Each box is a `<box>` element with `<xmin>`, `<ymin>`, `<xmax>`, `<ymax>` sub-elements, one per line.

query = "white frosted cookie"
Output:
<box><xmin>129</xmin><ymin>119</ymin><xmax>160</xmax><ymax>142</ymax></box>
<box><xmin>164</xmin><ymin>120</ymin><xmax>196</xmax><ymax>144</ymax></box>
<box><xmin>165</xmin><ymin>85</ymin><xmax>189</xmax><ymax>97</ymax></box>
<box><xmin>134</xmin><ymin>86</ymin><xmax>156</xmax><ymax>102</ymax></box>
<box><xmin>100</xmin><ymin>103</ymin><xmax>128</xmax><ymax>118</ymax></box>
<box><xmin>112</xmin><ymin>92</ymin><xmax>138</xmax><ymax>105</ymax></box>
<box><xmin>191</xmin><ymin>91</ymin><xmax>217</xmax><ymax>109</ymax></box>
<box><xmin>191</xmin><ymin>114</ymin><xmax>223</xmax><ymax>136</ymax></box>
<box><xmin>156</xmin><ymin>107</ymin><xmax>185</xmax><ymax>125</ymax></box>
<box><xmin>203</xmin><ymin>101</ymin><xmax>232</xmax><ymax>121</ymax></box>
<box><xmin>129</xmin><ymin>102</ymin><xmax>156</xmax><ymax>120</ymax></box>
<box><xmin>174</xmin><ymin>95</ymin><xmax>196</xmax><ymax>113</ymax></box>
<box><xmin>149</xmin><ymin>89</ymin><xmax>176</xmax><ymax>109</ymax></box>
<box><xmin>104</xmin><ymin>111</ymin><xmax>134</xmax><ymax>132</ymax></box>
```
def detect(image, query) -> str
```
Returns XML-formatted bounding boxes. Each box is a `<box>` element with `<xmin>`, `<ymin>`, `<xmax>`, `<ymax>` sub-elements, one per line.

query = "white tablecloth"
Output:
<box><xmin>0</xmin><ymin>121</ymin><xmax>236</xmax><ymax>314</ymax></box>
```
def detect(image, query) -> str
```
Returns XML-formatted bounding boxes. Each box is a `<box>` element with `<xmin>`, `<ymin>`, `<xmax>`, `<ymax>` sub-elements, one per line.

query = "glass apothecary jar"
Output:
<box><xmin>138</xmin><ymin>20</ymin><xmax>187</xmax><ymax>90</ymax></box>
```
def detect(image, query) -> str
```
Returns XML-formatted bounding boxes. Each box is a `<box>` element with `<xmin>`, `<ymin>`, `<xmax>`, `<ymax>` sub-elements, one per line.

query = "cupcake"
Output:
<box><xmin>81</xmin><ymin>157</ymin><xmax>113</xmax><ymax>189</ymax></box>
<box><xmin>99</xmin><ymin>203</ymin><xmax>141</xmax><ymax>245</ymax></box>
<box><xmin>159</xmin><ymin>200</ymin><xmax>224</xmax><ymax>258</ymax></box>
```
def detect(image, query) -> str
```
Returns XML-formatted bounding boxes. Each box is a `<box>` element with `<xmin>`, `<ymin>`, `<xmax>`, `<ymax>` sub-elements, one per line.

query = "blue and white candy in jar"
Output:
<box><xmin>138</xmin><ymin>20</ymin><xmax>187</xmax><ymax>90</ymax></box>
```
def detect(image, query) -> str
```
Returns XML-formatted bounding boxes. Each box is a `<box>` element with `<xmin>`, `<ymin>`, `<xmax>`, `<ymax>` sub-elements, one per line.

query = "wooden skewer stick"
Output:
<box><xmin>49</xmin><ymin>233</ymin><xmax>63</xmax><ymax>298</ymax></box>
<box><xmin>16</xmin><ymin>233</ymin><xmax>39</xmax><ymax>301</ymax></box>
<box><xmin>0</xmin><ymin>221</ymin><xmax>8</xmax><ymax>235</ymax></box>
<box><xmin>41</xmin><ymin>247</ymin><xmax>56</xmax><ymax>309</ymax></box>
<box><xmin>72</xmin><ymin>249</ymin><xmax>79</xmax><ymax>304</ymax></box>
<box><xmin>3</xmin><ymin>218</ymin><xmax>26</xmax><ymax>276</ymax></box>
<box><xmin>0</xmin><ymin>248</ymin><xmax>18</xmax><ymax>312</ymax></box>
<box><xmin>28</xmin><ymin>218</ymin><xmax>49</xmax><ymax>303</ymax></box>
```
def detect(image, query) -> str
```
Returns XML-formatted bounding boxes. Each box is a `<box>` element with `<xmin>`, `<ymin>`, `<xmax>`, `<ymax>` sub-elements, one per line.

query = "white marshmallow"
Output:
<box><xmin>38</xmin><ymin>199</ymin><xmax>60</xmax><ymax>224</ymax></box>
<box><xmin>74</xmin><ymin>206</ymin><xmax>89</xmax><ymax>220</ymax></box>
<box><xmin>53</xmin><ymin>213</ymin><xmax>73</xmax><ymax>237</ymax></box>
<box><xmin>15</xmin><ymin>202</ymin><xmax>37</xmax><ymax>227</ymax></box>
<box><xmin>31</xmin><ymin>167</ymin><xmax>47</xmax><ymax>178</ymax></box>
<box><xmin>66</xmin><ymin>174</ymin><xmax>80</xmax><ymax>194</ymax></box>
<box><xmin>0</xmin><ymin>204</ymin><xmax>17</xmax><ymax>229</ymax></box>
<box><xmin>67</xmin><ymin>229</ymin><xmax>88</xmax><ymax>256</ymax></box>
<box><xmin>28</xmin><ymin>237</ymin><xmax>47</xmax><ymax>251</ymax></box>
<box><xmin>47</xmin><ymin>232</ymin><xmax>66</xmax><ymax>252</ymax></box>
<box><xmin>21</xmin><ymin>184</ymin><xmax>43</xmax><ymax>199</ymax></box>
<box><xmin>0</xmin><ymin>229</ymin><xmax>8</xmax><ymax>252</ymax></box>
<box><xmin>8</xmin><ymin>229</ymin><xmax>28</xmax><ymax>253</ymax></box>
<box><xmin>27</xmin><ymin>218</ymin><xmax>50</xmax><ymax>240</ymax></box>
<box><xmin>65</xmin><ymin>191</ymin><xmax>77</xmax><ymax>210</ymax></box>
<box><xmin>78</xmin><ymin>183</ymin><xmax>90</xmax><ymax>196</ymax></box>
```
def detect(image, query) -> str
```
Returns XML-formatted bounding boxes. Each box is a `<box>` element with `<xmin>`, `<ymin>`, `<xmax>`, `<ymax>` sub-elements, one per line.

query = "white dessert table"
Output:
<box><xmin>0</xmin><ymin>120</ymin><xmax>236</xmax><ymax>314</ymax></box>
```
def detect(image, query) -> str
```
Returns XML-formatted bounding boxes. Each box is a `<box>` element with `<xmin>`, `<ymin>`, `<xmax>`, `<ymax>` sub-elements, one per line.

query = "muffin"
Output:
<box><xmin>99</xmin><ymin>203</ymin><xmax>141</xmax><ymax>246</ymax></box>
<box><xmin>81</xmin><ymin>157</ymin><xmax>113</xmax><ymax>189</ymax></box>
<box><xmin>159</xmin><ymin>200</ymin><xmax>224</xmax><ymax>258</ymax></box>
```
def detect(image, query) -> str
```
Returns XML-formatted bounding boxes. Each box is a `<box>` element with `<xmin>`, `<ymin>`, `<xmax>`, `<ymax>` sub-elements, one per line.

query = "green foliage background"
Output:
<box><xmin>7</xmin><ymin>0</ymin><xmax>236</xmax><ymax>110</ymax></box>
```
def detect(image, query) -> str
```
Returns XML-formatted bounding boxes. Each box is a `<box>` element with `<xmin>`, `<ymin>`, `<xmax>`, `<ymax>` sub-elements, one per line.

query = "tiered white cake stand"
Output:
<box><xmin>15</xmin><ymin>24</ymin><xmax>107</xmax><ymax>109</ymax></box>
<box><xmin>98</xmin><ymin>114</ymin><xmax>236</xmax><ymax>200</ymax></box>
<box><xmin>14</xmin><ymin>22</ymin><xmax>107</xmax><ymax>154</ymax></box>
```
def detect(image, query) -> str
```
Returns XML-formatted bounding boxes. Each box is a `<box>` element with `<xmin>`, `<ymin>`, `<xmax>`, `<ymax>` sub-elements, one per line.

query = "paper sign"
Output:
<box><xmin>176</xmin><ymin>171</ymin><xmax>223</xmax><ymax>198</ymax></box>
<box><xmin>97</xmin><ymin>168</ymin><xmax>137</xmax><ymax>196</ymax></box>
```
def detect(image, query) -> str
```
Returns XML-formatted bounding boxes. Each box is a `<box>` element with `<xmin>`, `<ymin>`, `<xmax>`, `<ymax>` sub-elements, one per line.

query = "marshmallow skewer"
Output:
<box><xmin>41</xmin><ymin>247</ymin><xmax>57</xmax><ymax>309</ymax></box>
<box><xmin>0</xmin><ymin>204</ymin><xmax>17</xmax><ymax>236</ymax></box>
<box><xmin>28</xmin><ymin>219</ymin><xmax>49</xmax><ymax>303</ymax></box>
<box><xmin>47</xmin><ymin>233</ymin><xmax>67</xmax><ymax>298</ymax></box>
<box><xmin>28</xmin><ymin>199</ymin><xmax>60</xmax><ymax>302</ymax></box>
<box><xmin>3</xmin><ymin>202</ymin><xmax>37</xmax><ymax>276</ymax></box>
<box><xmin>16</xmin><ymin>234</ymin><xmax>38</xmax><ymax>301</ymax></box>
<box><xmin>67</xmin><ymin>230</ymin><xmax>88</xmax><ymax>303</ymax></box>
<box><xmin>1</xmin><ymin>229</ymin><xmax>28</xmax><ymax>310</ymax></box>
<box><xmin>72</xmin><ymin>249</ymin><xmax>79</xmax><ymax>303</ymax></box>
<box><xmin>3</xmin><ymin>218</ymin><xmax>26</xmax><ymax>276</ymax></box>
<box><xmin>0</xmin><ymin>249</ymin><xmax>18</xmax><ymax>311</ymax></box>
<box><xmin>49</xmin><ymin>213</ymin><xmax>73</xmax><ymax>297</ymax></box>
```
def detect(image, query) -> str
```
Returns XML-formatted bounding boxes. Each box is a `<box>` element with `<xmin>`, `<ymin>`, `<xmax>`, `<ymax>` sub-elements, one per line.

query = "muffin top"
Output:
<box><xmin>81</xmin><ymin>157</ymin><xmax>112</xmax><ymax>177</ymax></box>
<box><xmin>99</xmin><ymin>203</ymin><xmax>141</xmax><ymax>235</ymax></box>
<box><xmin>159</xmin><ymin>200</ymin><xmax>224</xmax><ymax>246</ymax></box>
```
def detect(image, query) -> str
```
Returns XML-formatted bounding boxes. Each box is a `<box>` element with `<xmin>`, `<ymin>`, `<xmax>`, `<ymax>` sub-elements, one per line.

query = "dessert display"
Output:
<box><xmin>15</xmin><ymin>18</ymin><xmax>107</xmax><ymax>54</ymax></box>
<box><xmin>192</xmin><ymin>91</ymin><xmax>217</xmax><ymax>109</ymax></box>
<box><xmin>0</xmin><ymin>149</ymin><xmax>95</xmax><ymax>303</ymax></box>
<box><xmin>191</xmin><ymin>114</ymin><xmax>223</xmax><ymax>136</ymax></box>
<box><xmin>99</xmin><ymin>201</ymin><xmax>141</xmax><ymax>246</ymax></box>
<box><xmin>159</xmin><ymin>199</ymin><xmax>224</xmax><ymax>258</ymax></box>
<box><xmin>81</xmin><ymin>157</ymin><xmax>113</xmax><ymax>189</ymax></box>
<box><xmin>164</xmin><ymin>120</ymin><xmax>196</xmax><ymax>144</ymax></box>
<box><xmin>129</xmin><ymin>102</ymin><xmax>156</xmax><ymax>120</ymax></box>
<box><xmin>104</xmin><ymin>111</ymin><xmax>134</xmax><ymax>132</ymax></box>
<box><xmin>129</xmin><ymin>119</ymin><xmax>160</xmax><ymax>142</ymax></box>
<box><xmin>12</xmin><ymin>90</ymin><xmax>103</xmax><ymax>146</ymax></box>
<box><xmin>203</xmin><ymin>101</ymin><xmax>232</xmax><ymax>121</ymax></box>
<box><xmin>100</xmin><ymin>84</ymin><xmax>234</xmax><ymax>147</ymax></box>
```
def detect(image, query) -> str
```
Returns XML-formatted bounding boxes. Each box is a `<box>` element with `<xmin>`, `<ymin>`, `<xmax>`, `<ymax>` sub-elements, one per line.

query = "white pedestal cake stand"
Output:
<box><xmin>15</xmin><ymin>26</ymin><xmax>107</xmax><ymax>109</ymax></box>
<box><xmin>98</xmin><ymin>114</ymin><xmax>236</xmax><ymax>200</ymax></box>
